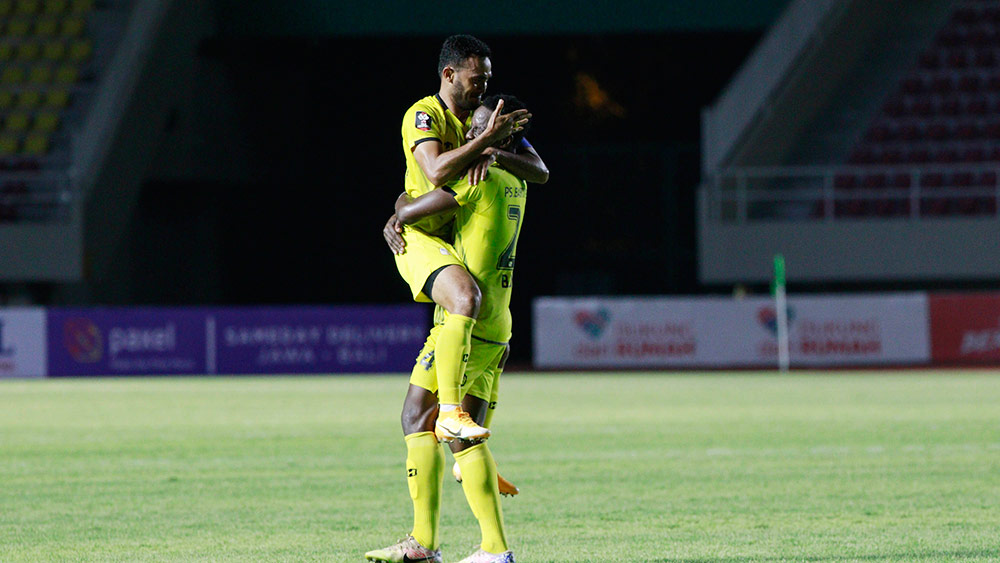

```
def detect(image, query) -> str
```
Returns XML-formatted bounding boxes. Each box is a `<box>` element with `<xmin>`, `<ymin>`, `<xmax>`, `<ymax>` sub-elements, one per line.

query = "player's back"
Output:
<box><xmin>445</xmin><ymin>166</ymin><xmax>528</xmax><ymax>343</ymax></box>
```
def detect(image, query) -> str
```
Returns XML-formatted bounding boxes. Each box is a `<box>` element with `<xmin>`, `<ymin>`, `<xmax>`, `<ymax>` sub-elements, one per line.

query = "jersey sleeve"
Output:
<box><xmin>402</xmin><ymin>100</ymin><xmax>445</xmax><ymax>151</ymax></box>
<box><xmin>447</xmin><ymin>177</ymin><xmax>481</xmax><ymax>208</ymax></box>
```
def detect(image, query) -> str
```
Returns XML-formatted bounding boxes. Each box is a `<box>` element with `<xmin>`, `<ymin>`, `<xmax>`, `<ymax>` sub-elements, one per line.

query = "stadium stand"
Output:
<box><xmin>842</xmin><ymin>0</ymin><xmax>1000</xmax><ymax>218</ymax></box>
<box><xmin>0</xmin><ymin>0</ymin><xmax>119</xmax><ymax>223</ymax></box>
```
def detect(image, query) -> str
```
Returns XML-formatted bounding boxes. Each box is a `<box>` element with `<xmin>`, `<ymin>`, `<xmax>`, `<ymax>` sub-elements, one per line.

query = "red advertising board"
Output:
<box><xmin>929</xmin><ymin>293</ymin><xmax>1000</xmax><ymax>364</ymax></box>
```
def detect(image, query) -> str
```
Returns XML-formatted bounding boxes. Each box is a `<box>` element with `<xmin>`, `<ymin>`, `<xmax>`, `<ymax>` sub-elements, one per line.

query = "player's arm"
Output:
<box><xmin>486</xmin><ymin>140</ymin><xmax>549</xmax><ymax>184</ymax></box>
<box><xmin>414</xmin><ymin>101</ymin><xmax>530</xmax><ymax>186</ymax></box>
<box><xmin>395</xmin><ymin>189</ymin><xmax>460</xmax><ymax>225</ymax></box>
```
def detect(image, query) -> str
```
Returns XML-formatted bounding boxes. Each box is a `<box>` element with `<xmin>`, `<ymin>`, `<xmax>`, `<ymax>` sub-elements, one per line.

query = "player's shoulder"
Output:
<box><xmin>405</xmin><ymin>94</ymin><xmax>447</xmax><ymax>117</ymax></box>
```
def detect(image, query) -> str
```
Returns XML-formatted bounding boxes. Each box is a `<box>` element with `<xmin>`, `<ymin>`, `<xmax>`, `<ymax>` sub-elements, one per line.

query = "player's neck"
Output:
<box><xmin>438</xmin><ymin>90</ymin><xmax>470</xmax><ymax>121</ymax></box>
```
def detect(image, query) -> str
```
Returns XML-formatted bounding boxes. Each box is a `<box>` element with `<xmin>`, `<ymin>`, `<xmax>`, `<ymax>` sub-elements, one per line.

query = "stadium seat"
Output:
<box><xmin>29</xmin><ymin>64</ymin><xmax>53</xmax><ymax>83</ymax></box>
<box><xmin>33</xmin><ymin>111</ymin><xmax>59</xmax><ymax>132</ymax></box>
<box><xmin>43</xmin><ymin>40</ymin><xmax>67</xmax><ymax>61</ymax></box>
<box><xmin>36</xmin><ymin>18</ymin><xmax>59</xmax><ymax>37</ymax></box>
<box><xmin>0</xmin><ymin>134</ymin><xmax>19</xmax><ymax>156</ymax></box>
<box><xmin>43</xmin><ymin>87</ymin><xmax>69</xmax><ymax>108</ymax></box>
<box><xmin>43</xmin><ymin>0</ymin><xmax>66</xmax><ymax>14</ymax></box>
<box><xmin>9</xmin><ymin>18</ymin><xmax>32</xmax><ymax>37</ymax></box>
<box><xmin>5</xmin><ymin>111</ymin><xmax>31</xmax><ymax>132</ymax></box>
<box><xmin>22</xmin><ymin>132</ymin><xmax>49</xmax><ymax>155</ymax></box>
<box><xmin>17</xmin><ymin>89</ymin><xmax>42</xmax><ymax>109</ymax></box>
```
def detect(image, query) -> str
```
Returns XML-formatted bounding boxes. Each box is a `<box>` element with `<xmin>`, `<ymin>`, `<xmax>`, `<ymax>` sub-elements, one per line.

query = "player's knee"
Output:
<box><xmin>451</xmin><ymin>284</ymin><xmax>481</xmax><ymax>318</ymax></box>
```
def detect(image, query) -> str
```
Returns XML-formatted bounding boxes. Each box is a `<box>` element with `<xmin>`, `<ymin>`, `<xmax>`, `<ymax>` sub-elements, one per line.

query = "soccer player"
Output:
<box><xmin>367</xmin><ymin>95</ymin><xmax>533</xmax><ymax>563</ymax></box>
<box><xmin>389</xmin><ymin>35</ymin><xmax>539</xmax><ymax>443</ymax></box>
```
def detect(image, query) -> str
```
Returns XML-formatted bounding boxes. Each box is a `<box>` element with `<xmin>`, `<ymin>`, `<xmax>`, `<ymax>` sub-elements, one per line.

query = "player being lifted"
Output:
<box><xmin>367</xmin><ymin>95</ymin><xmax>537</xmax><ymax>563</ymax></box>
<box><xmin>386</xmin><ymin>35</ymin><xmax>546</xmax><ymax>445</ymax></box>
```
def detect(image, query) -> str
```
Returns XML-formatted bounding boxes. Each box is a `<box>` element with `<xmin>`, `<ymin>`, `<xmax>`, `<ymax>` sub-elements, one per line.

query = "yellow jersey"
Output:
<box><xmin>435</xmin><ymin>166</ymin><xmax>528</xmax><ymax>343</ymax></box>
<box><xmin>401</xmin><ymin>94</ymin><xmax>469</xmax><ymax>236</ymax></box>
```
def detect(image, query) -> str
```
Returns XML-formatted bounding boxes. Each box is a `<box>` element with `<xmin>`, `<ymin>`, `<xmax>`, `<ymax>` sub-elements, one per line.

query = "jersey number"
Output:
<box><xmin>497</xmin><ymin>205</ymin><xmax>521</xmax><ymax>272</ymax></box>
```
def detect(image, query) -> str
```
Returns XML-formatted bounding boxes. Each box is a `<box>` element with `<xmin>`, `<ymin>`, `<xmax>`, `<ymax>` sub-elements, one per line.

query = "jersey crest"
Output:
<box><xmin>415</xmin><ymin>111</ymin><xmax>432</xmax><ymax>131</ymax></box>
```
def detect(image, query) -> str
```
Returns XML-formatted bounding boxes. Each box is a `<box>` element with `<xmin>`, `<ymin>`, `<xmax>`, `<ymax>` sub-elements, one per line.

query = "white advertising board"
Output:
<box><xmin>533</xmin><ymin>294</ymin><xmax>929</xmax><ymax>369</ymax></box>
<box><xmin>0</xmin><ymin>308</ymin><xmax>47</xmax><ymax>378</ymax></box>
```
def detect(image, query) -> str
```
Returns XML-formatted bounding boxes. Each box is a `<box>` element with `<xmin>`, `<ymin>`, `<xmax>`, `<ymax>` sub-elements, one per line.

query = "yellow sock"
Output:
<box><xmin>435</xmin><ymin>314</ymin><xmax>475</xmax><ymax>405</ymax></box>
<box><xmin>454</xmin><ymin>442</ymin><xmax>507</xmax><ymax>553</ymax></box>
<box><xmin>405</xmin><ymin>431</ymin><xmax>444</xmax><ymax>549</ymax></box>
<box><xmin>483</xmin><ymin>368</ymin><xmax>502</xmax><ymax>429</ymax></box>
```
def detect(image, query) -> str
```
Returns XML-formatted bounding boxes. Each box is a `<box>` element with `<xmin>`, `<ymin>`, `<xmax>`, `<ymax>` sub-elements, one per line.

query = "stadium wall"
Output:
<box><xmin>4</xmin><ymin>293</ymin><xmax>1000</xmax><ymax>377</ymax></box>
<box><xmin>533</xmin><ymin>292</ymin><xmax>1000</xmax><ymax>370</ymax></box>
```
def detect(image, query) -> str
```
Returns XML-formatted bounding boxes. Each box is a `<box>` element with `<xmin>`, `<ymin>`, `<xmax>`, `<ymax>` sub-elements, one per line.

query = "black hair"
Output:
<box><xmin>438</xmin><ymin>35</ymin><xmax>492</xmax><ymax>76</ymax></box>
<box><xmin>482</xmin><ymin>94</ymin><xmax>530</xmax><ymax>145</ymax></box>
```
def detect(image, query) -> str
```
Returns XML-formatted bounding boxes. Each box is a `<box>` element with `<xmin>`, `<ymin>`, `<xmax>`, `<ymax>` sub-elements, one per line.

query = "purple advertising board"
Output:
<box><xmin>47</xmin><ymin>308</ymin><xmax>209</xmax><ymax>376</ymax></box>
<box><xmin>46</xmin><ymin>305</ymin><xmax>429</xmax><ymax>376</ymax></box>
<box><xmin>210</xmin><ymin>305</ymin><xmax>427</xmax><ymax>374</ymax></box>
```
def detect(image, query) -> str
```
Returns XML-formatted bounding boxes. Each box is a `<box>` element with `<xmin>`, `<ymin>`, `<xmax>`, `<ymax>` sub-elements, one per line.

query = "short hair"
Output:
<box><xmin>438</xmin><ymin>35</ymin><xmax>492</xmax><ymax>76</ymax></box>
<box><xmin>482</xmin><ymin>94</ymin><xmax>530</xmax><ymax>144</ymax></box>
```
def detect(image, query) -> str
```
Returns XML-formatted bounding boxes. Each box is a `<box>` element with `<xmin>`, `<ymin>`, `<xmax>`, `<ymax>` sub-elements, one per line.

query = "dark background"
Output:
<box><xmin>131</xmin><ymin>29</ymin><xmax>764</xmax><ymax>365</ymax></box>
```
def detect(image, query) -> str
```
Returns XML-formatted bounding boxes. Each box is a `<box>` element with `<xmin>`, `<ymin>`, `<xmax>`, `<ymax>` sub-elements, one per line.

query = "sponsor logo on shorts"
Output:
<box><xmin>419</xmin><ymin>350</ymin><xmax>435</xmax><ymax>370</ymax></box>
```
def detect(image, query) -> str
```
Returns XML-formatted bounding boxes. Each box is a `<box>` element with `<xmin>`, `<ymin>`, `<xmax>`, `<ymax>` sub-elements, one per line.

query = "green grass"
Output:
<box><xmin>2</xmin><ymin>372</ymin><xmax>1000</xmax><ymax>562</ymax></box>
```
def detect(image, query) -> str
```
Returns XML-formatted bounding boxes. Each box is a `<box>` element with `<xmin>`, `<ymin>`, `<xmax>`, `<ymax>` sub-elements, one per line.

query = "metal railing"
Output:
<box><xmin>0</xmin><ymin>170</ymin><xmax>74</xmax><ymax>223</ymax></box>
<box><xmin>705</xmin><ymin>164</ymin><xmax>1000</xmax><ymax>224</ymax></box>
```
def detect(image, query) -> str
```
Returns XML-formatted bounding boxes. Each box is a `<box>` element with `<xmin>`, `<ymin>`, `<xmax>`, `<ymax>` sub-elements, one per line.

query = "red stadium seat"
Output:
<box><xmin>890</xmin><ymin>173</ymin><xmax>913</xmax><ymax>188</ymax></box>
<box><xmin>976</xmin><ymin>171</ymin><xmax>998</xmax><ymax>186</ymax></box>
<box><xmin>962</xmin><ymin>146</ymin><xmax>987</xmax><ymax>162</ymax></box>
<box><xmin>946</xmin><ymin>50</ymin><xmax>970</xmax><ymax>68</ymax></box>
<box><xmin>862</xmin><ymin>173</ymin><xmax>887</xmax><ymax>189</ymax></box>
<box><xmin>952</xmin><ymin>171</ymin><xmax>974</xmax><ymax>186</ymax></box>
<box><xmin>921</xmin><ymin>172</ymin><xmax>946</xmax><ymax>188</ymax></box>
<box><xmin>834</xmin><ymin>173</ymin><xmax>858</xmax><ymax>190</ymax></box>
<box><xmin>958</xmin><ymin>74</ymin><xmax>982</xmax><ymax>92</ymax></box>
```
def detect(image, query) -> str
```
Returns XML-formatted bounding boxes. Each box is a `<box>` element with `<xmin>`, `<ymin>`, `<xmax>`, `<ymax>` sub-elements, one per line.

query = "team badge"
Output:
<box><xmin>415</xmin><ymin>111</ymin><xmax>432</xmax><ymax>131</ymax></box>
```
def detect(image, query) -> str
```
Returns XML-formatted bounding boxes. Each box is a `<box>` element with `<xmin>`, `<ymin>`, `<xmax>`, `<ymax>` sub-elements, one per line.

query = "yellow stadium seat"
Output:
<box><xmin>35</xmin><ymin>17</ymin><xmax>59</xmax><ymax>36</ymax></box>
<box><xmin>0</xmin><ymin>91</ymin><xmax>14</xmax><ymax>109</ymax></box>
<box><xmin>69</xmin><ymin>0</ymin><xmax>90</xmax><ymax>13</ymax></box>
<box><xmin>68</xmin><ymin>39</ymin><xmax>91</xmax><ymax>61</ymax></box>
<box><xmin>60</xmin><ymin>16</ymin><xmax>84</xmax><ymax>36</ymax></box>
<box><xmin>15</xmin><ymin>0</ymin><xmax>40</xmax><ymax>15</ymax></box>
<box><xmin>33</xmin><ymin>111</ymin><xmax>58</xmax><ymax>132</ymax></box>
<box><xmin>29</xmin><ymin>65</ymin><xmax>53</xmax><ymax>83</ymax></box>
<box><xmin>22</xmin><ymin>132</ymin><xmax>49</xmax><ymax>155</ymax></box>
<box><xmin>43</xmin><ymin>0</ymin><xmax>66</xmax><ymax>13</ymax></box>
<box><xmin>6</xmin><ymin>111</ymin><xmax>30</xmax><ymax>131</ymax></box>
<box><xmin>53</xmin><ymin>65</ymin><xmax>77</xmax><ymax>83</ymax></box>
<box><xmin>43</xmin><ymin>40</ymin><xmax>66</xmax><ymax>60</ymax></box>
<box><xmin>0</xmin><ymin>42</ymin><xmax>13</xmax><ymax>61</ymax></box>
<box><xmin>17</xmin><ymin>42</ymin><xmax>41</xmax><ymax>61</ymax></box>
<box><xmin>1</xmin><ymin>66</ymin><xmax>26</xmax><ymax>84</ymax></box>
<box><xmin>0</xmin><ymin>0</ymin><xmax>13</xmax><ymax>15</ymax></box>
<box><xmin>7</xmin><ymin>18</ymin><xmax>31</xmax><ymax>36</ymax></box>
<box><xmin>0</xmin><ymin>135</ymin><xmax>19</xmax><ymax>156</ymax></box>
<box><xmin>17</xmin><ymin>89</ymin><xmax>41</xmax><ymax>108</ymax></box>
<box><xmin>43</xmin><ymin>88</ymin><xmax>69</xmax><ymax>108</ymax></box>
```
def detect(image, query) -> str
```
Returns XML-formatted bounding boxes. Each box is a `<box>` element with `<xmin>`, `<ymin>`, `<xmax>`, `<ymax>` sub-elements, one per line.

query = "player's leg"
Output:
<box><xmin>367</xmin><ymin>335</ymin><xmax>444</xmax><ymax>563</ymax></box>
<box><xmin>427</xmin><ymin>265</ymin><xmax>488</xmax><ymax>441</ymax></box>
<box><xmin>393</xmin><ymin>229</ymin><xmax>486</xmax><ymax>442</ymax></box>
<box><xmin>449</xmin><ymin>345</ymin><xmax>513</xmax><ymax>561</ymax></box>
<box><xmin>452</xmin><ymin>344</ymin><xmax>518</xmax><ymax>496</ymax></box>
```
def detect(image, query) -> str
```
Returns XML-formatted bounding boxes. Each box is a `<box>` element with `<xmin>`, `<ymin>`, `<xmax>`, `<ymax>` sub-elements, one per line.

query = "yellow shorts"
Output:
<box><xmin>394</xmin><ymin>225</ymin><xmax>464</xmax><ymax>303</ymax></box>
<box><xmin>410</xmin><ymin>323</ymin><xmax>506</xmax><ymax>403</ymax></box>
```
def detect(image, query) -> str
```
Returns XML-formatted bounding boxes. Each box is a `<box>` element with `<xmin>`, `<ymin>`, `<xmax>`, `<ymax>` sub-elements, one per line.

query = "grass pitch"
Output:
<box><xmin>2</xmin><ymin>371</ymin><xmax>1000</xmax><ymax>562</ymax></box>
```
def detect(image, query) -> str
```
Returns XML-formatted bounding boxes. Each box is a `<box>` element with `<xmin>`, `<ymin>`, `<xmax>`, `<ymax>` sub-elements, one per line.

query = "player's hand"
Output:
<box><xmin>467</xmin><ymin>152</ymin><xmax>496</xmax><ymax>185</ymax></box>
<box><xmin>484</xmin><ymin>99</ymin><xmax>530</xmax><ymax>145</ymax></box>
<box><xmin>383</xmin><ymin>214</ymin><xmax>405</xmax><ymax>255</ymax></box>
